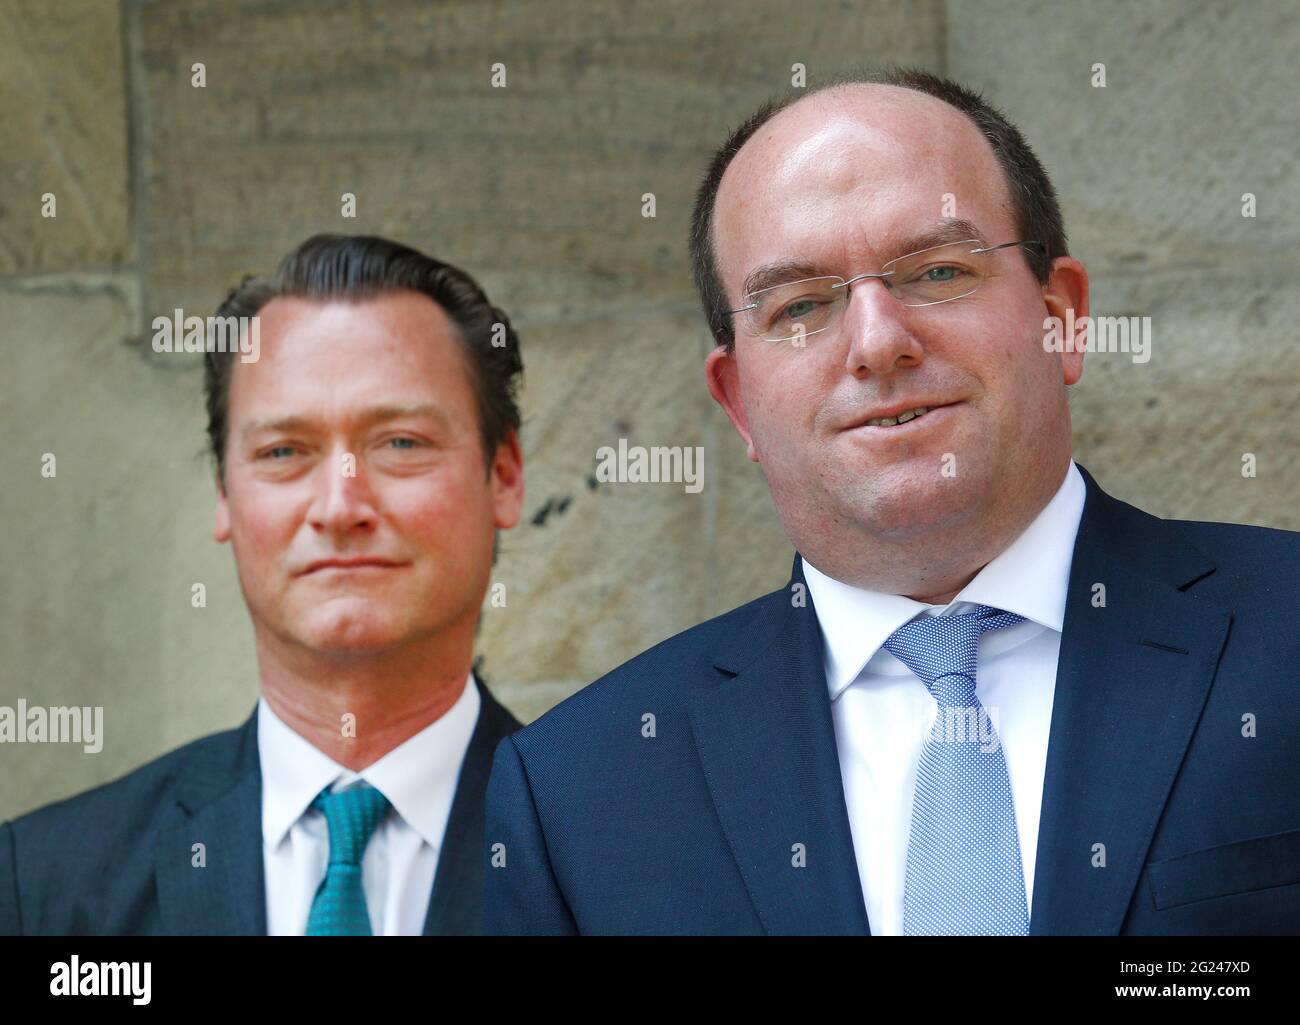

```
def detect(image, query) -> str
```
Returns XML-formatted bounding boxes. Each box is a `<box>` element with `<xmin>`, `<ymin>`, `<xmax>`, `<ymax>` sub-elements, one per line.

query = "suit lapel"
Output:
<box><xmin>689</xmin><ymin>561</ymin><xmax>870</xmax><ymax>935</ymax></box>
<box><xmin>155</xmin><ymin>712</ymin><xmax>266</xmax><ymax>935</ymax></box>
<box><xmin>422</xmin><ymin>675</ymin><xmax>522</xmax><ymax>935</ymax></box>
<box><xmin>1030</xmin><ymin>464</ymin><xmax>1231</xmax><ymax>934</ymax></box>
<box><xmin>152</xmin><ymin>678</ymin><xmax>520</xmax><ymax>937</ymax></box>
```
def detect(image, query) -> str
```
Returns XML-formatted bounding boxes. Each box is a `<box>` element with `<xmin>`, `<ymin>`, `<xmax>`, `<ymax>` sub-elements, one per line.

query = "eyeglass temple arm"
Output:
<box><xmin>970</xmin><ymin>239</ymin><xmax>1044</xmax><ymax>254</ymax></box>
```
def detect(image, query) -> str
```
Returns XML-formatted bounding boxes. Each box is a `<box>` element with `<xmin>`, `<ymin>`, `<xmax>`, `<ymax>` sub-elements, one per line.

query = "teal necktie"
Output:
<box><xmin>305</xmin><ymin>782</ymin><xmax>392</xmax><ymax>936</ymax></box>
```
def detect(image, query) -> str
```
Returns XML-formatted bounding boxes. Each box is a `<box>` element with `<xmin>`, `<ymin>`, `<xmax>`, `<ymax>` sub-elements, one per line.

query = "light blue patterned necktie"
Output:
<box><xmin>305</xmin><ymin>781</ymin><xmax>392</xmax><ymax>936</ymax></box>
<box><xmin>883</xmin><ymin>605</ymin><xmax>1030</xmax><ymax>936</ymax></box>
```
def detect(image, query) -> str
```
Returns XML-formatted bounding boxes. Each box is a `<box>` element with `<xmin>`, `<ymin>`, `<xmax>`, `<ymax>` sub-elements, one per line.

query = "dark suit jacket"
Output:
<box><xmin>484</xmin><ymin>464</ymin><xmax>1300</xmax><ymax>934</ymax></box>
<box><xmin>0</xmin><ymin>675</ymin><xmax>520</xmax><ymax>935</ymax></box>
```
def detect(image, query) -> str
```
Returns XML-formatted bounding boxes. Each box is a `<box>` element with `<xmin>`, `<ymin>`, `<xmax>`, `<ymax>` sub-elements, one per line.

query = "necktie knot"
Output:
<box><xmin>882</xmin><ymin>604</ymin><xmax>1025</xmax><ymax>701</ymax></box>
<box><xmin>312</xmin><ymin>782</ymin><xmax>391</xmax><ymax>867</ymax></box>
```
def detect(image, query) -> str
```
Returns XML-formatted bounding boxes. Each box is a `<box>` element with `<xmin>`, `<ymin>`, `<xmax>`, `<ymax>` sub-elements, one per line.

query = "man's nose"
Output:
<box><xmin>307</xmin><ymin>449</ymin><xmax>379</xmax><ymax>533</ymax></box>
<box><xmin>840</xmin><ymin>278</ymin><xmax>926</xmax><ymax>376</ymax></box>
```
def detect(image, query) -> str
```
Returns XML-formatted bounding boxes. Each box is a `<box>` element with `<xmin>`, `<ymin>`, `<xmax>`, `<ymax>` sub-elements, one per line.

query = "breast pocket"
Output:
<box><xmin>1147</xmin><ymin>827</ymin><xmax>1300</xmax><ymax>911</ymax></box>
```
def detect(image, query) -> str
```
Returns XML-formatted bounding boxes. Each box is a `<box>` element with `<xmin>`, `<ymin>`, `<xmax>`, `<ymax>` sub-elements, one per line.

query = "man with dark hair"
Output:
<box><xmin>484</xmin><ymin>69</ymin><xmax>1300</xmax><ymax>935</ymax></box>
<box><xmin>2</xmin><ymin>235</ymin><xmax>525</xmax><ymax>935</ymax></box>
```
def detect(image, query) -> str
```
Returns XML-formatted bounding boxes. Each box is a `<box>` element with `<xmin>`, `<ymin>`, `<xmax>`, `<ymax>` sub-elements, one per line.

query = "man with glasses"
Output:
<box><xmin>484</xmin><ymin>69</ymin><xmax>1299</xmax><ymax>935</ymax></box>
<box><xmin>731</xmin><ymin>234</ymin><xmax>1043</xmax><ymax>347</ymax></box>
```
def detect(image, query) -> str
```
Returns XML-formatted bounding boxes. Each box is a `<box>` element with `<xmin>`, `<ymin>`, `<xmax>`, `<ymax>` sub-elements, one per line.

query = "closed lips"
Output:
<box><xmin>299</xmin><ymin>559</ymin><xmax>402</xmax><ymax>574</ymax></box>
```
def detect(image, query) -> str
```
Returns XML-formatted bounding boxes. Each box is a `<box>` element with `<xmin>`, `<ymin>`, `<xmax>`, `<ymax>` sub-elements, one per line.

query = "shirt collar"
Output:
<box><xmin>258</xmin><ymin>673</ymin><xmax>481</xmax><ymax>851</ymax></box>
<box><xmin>803</xmin><ymin>460</ymin><xmax>1086</xmax><ymax>701</ymax></box>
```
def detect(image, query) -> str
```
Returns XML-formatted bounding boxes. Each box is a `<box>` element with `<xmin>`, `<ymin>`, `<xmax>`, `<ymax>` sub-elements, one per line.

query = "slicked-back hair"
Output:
<box><xmin>689</xmin><ymin>66</ymin><xmax>1069</xmax><ymax>351</ymax></box>
<box><xmin>204</xmin><ymin>234</ymin><xmax>522</xmax><ymax>485</ymax></box>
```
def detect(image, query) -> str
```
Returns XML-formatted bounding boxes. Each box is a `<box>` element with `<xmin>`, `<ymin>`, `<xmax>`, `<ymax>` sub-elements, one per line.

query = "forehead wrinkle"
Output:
<box><xmin>240</xmin><ymin>402</ymin><xmax>452</xmax><ymax>440</ymax></box>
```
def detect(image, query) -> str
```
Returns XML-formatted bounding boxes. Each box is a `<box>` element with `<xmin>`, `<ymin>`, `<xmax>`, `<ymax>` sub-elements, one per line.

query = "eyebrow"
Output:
<box><xmin>739</xmin><ymin>218</ymin><xmax>991</xmax><ymax>297</ymax></box>
<box><xmin>240</xmin><ymin>403</ymin><xmax>453</xmax><ymax>440</ymax></box>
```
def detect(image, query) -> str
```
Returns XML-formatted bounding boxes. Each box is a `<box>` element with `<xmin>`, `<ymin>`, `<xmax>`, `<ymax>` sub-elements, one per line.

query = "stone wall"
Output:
<box><xmin>1</xmin><ymin>0</ymin><xmax>1293</xmax><ymax>820</ymax></box>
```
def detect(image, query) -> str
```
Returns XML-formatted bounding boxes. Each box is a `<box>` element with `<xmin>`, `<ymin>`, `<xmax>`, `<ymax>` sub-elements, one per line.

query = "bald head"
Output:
<box><xmin>689</xmin><ymin>68</ymin><xmax>1066</xmax><ymax>351</ymax></box>
<box><xmin>713</xmin><ymin>83</ymin><xmax>1019</xmax><ymax>322</ymax></box>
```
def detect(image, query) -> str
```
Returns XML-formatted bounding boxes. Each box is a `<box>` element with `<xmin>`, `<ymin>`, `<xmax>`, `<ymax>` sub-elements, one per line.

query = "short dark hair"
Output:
<box><xmin>205</xmin><ymin>234</ymin><xmax>522</xmax><ymax>483</ymax></box>
<box><xmin>689</xmin><ymin>66</ymin><xmax>1069</xmax><ymax>351</ymax></box>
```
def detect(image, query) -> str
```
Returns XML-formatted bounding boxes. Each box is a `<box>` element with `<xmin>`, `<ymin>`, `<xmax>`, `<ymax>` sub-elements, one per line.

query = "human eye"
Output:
<box><xmin>373</xmin><ymin>434</ymin><xmax>436</xmax><ymax>462</ymax></box>
<box><xmin>259</xmin><ymin>444</ymin><xmax>300</xmax><ymax>460</ymax></box>
<box><xmin>767</xmin><ymin>288</ymin><xmax>833</xmax><ymax>330</ymax></box>
<box><xmin>780</xmin><ymin>296</ymin><xmax>823</xmax><ymax>320</ymax></box>
<box><xmin>908</xmin><ymin>261</ymin><xmax>976</xmax><ymax>284</ymax></box>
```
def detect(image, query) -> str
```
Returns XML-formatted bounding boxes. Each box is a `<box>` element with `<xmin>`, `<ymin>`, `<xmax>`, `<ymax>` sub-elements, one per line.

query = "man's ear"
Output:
<box><xmin>489</xmin><ymin>427</ymin><xmax>524</xmax><ymax>530</ymax></box>
<box><xmin>705</xmin><ymin>345</ymin><xmax>758</xmax><ymax>462</ymax></box>
<box><xmin>1042</xmin><ymin>256</ymin><xmax>1089</xmax><ymax>387</ymax></box>
<box><xmin>213</xmin><ymin>473</ymin><xmax>232</xmax><ymax>543</ymax></box>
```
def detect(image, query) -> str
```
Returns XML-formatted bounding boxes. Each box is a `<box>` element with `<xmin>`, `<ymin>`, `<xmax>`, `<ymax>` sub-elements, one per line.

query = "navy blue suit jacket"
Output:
<box><xmin>0</xmin><ymin>675</ymin><xmax>520</xmax><ymax>935</ymax></box>
<box><xmin>484</xmin><ymin>464</ymin><xmax>1300</xmax><ymax>934</ymax></box>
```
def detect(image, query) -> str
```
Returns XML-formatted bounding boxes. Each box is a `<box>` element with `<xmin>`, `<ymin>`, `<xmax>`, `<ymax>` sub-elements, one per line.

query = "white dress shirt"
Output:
<box><xmin>802</xmin><ymin>460</ymin><xmax>1086</xmax><ymax>935</ymax></box>
<box><xmin>258</xmin><ymin>673</ymin><xmax>480</xmax><ymax>935</ymax></box>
